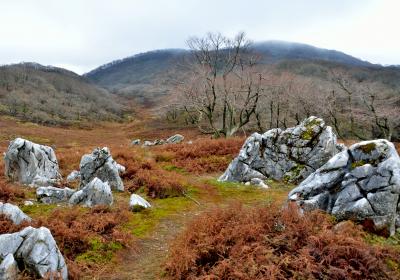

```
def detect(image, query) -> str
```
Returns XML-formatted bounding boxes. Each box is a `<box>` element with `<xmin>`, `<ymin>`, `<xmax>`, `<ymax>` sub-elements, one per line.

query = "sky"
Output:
<box><xmin>1</xmin><ymin>0</ymin><xmax>399</xmax><ymax>74</ymax></box>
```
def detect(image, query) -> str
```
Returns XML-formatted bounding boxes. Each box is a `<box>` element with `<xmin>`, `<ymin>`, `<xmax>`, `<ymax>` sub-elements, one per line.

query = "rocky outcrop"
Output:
<box><xmin>69</xmin><ymin>178</ymin><xmax>113</xmax><ymax>207</ymax></box>
<box><xmin>36</xmin><ymin>186</ymin><xmax>75</xmax><ymax>204</ymax></box>
<box><xmin>129</xmin><ymin>194</ymin><xmax>151</xmax><ymax>211</ymax></box>
<box><xmin>79</xmin><ymin>147</ymin><xmax>124</xmax><ymax>191</ymax></box>
<box><xmin>0</xmin><ymin>202</ymin><xmax>31</xmax><ymax>225</ymax></box>
<box><xmin>143</xmin><ymin>134</ymin><xmax>185</xmax><ymax>147</ymax></box>
<box><xmin>220</xmin><ymin>117</ymin><xmax>342</xmax><ymax>183</ymax></box>
<box><xmin>289</xmin><ymin>139</ymin><xmax>400</xmax><ymax>236</ymax></box>
<box><xmin>0</xmin><ymin>226</ymin><xmax>67</xmax><ymax>279</ymax></box>
<box><xmin>166</xmin><ymin>134</ymin><xmax>184</xmax><ymax>144</ymax></box>
<box><xmin>4</xmin><ymin>138</ymin><xmax>62</xmax><ymax>187</ymax></box>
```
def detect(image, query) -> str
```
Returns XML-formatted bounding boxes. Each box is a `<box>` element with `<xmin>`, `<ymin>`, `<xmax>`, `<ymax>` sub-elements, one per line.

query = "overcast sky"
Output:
<box><xmin>1</xmin><ymin>0</ymin><xmax>399</xmax><ymax>74</ymax></box>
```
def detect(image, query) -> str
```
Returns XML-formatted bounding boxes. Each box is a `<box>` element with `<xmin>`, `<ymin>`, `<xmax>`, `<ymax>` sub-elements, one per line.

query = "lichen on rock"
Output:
<box><xmin>219</xmin><ymin>116</ymin><xmax>342</xmax><ymax>183</ymax></box>
<box><xmin>289</xmin><ymin>139</ymin><xmax>400</xmax><ymax>236</ymax></box>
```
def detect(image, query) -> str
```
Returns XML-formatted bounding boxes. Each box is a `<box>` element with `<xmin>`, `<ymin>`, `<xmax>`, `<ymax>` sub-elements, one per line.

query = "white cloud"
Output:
<box><xmin>0</xmin><ymin>0</ymin><xmax>398</xmax><ymax>74</ymax></box>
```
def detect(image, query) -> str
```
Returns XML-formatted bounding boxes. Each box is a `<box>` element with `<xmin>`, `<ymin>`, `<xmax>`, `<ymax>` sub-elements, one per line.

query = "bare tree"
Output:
<box><xmin>180</xmin><ymin>32</ymin><xmax>262</xmax><ymax>137</ymax></box>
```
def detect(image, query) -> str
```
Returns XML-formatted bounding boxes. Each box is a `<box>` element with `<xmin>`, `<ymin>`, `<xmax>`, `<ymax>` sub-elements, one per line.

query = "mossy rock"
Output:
<box><xmin>358</xmin><ymin>142</ymin><xmax>376</xmax><ymax>154</ymax></box>
<box><xmin>351</xmin><ymin>160</ymin><xmax>366</xmax><ymax>169</ymax></box>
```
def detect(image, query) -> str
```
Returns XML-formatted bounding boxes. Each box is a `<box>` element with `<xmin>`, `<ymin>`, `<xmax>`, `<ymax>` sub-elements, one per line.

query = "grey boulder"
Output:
<box><xmin>166</xmin><ymin>134</ymin><xmax>184</xmax><ymax>144</ymax></box>
<box><xmin>36</xmin><ymin>186</ymin><xmax>76</xmax><ymax>204</ymax></box>
<box><xmin>69</xmin><ymin>177</ymin><xmax>113</xmax><ymax>207</ymax></box>
<box><xmin>0</xmin><ymin>226</ymin><xmax>67</xmax><ymax>279</ymax></box>
<box><xmin>79</xmin><ymin>147</ymin><xmax>124</xmax><ymax>191</ymax></box>
<box><xmin>0</xmin><ymin>202</ymin><xmax>31</xmax><ymax>225</ymax></box>
<box><xmin>129</xmin><ymin>194</ymin><xmax>151</xmax><ymax>211</ymax></box>
<box><xmin>289</xmin><ymin>139</ymin><xmax>400</xmax><ymax>236</ymax></box>
<box><xmin>131</xmin><ymin>139</ymin><xmax>141</xmax><ymax>146</ymax></box>
<box><xmin>220</xmin><ymin>116</ymin><xmax>342</xmax><ymax>183</ymax></box>
<box><xmin>4</xmin><ymin>138</ymin><xmax>62</xmax><ymax>187</ymax></box>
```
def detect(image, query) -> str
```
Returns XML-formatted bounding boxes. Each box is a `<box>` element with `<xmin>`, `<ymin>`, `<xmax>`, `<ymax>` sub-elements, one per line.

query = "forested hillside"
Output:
<box><xmin>0</xmin><ymin>63</ymin><xmax>127</xmax><ymax>125</ymax></box>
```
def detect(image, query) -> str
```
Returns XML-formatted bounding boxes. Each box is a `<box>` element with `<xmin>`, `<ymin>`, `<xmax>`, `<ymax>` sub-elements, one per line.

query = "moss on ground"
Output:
<box><xmin>124</xmin><ymin>192</ymin><xmax>195</xmax><ymax>238</ymax></box>
<box><xmin>76</xmin><ymin>237</ymin><xmax>123</xmax><ymax>264</ymax></box>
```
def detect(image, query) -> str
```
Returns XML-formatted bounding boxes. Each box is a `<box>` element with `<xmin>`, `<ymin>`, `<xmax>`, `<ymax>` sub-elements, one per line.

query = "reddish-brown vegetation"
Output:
<box><xmin>0</xmin><ymin>205</ymin><xmax>133</xmax><ymax>279</ymax></box>
<box><xmin>164</xmin><ymin>203</ymin><xmax>400</xmax><ymax>280</ymax></box>
<box><xmin>154</xmin><ymin>137</ymin><xmax>244</xmax><ymax>173</ymax></box>
<box><xmin>114</xmin><ymin>149</ymin><xmax>187</xmax><ymax>198</ymax></box>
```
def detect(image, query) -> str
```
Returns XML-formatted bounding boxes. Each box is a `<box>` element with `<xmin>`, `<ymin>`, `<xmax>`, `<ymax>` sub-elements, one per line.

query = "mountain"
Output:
<box><xmin>84</xmin><ymin>49</ymin><xmax>187</xmax><ymax>106</ymax></box>
<box><xmin>84</xmin><ymin>41</ymin><xmax>386</xmax><ymax>105</ymax></box>
<box><xmin>252</xmin><ymin>41</ymin><xmax>374</xmax><ymax>67</ymax></box>
<box><xmin>0</xmin><ymin>63</ymin><xmax>127</xmax><ymax>125</ymax></box>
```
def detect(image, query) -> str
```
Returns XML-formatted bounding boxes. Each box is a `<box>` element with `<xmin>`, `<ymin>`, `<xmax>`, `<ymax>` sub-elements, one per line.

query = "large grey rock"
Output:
<box><xmin>36</xmin><ymin>186</ymin><xmax>76</xmax><ymax>204</ymax></box>
<box><xmin>69</xmin><ymin>177</ymin><xmax>113</xmax><ymax>207</ymax></box>
<box><xmin>0</xmin><ymin>202</ymin><xmax>31</xmax><ymax>225</ymax></box>
<box><xmin>79</xmin><ymin>147</ymin><xmax>124</xmax><ymax>191</ymax></box>
<box><xmin>289</xmin><ymin>139</ymin><xmax>400</xmax><ymax>235</ymax></box>
<box><xmin>220</xmin><ymin>117</ymin><xmax>342</xmax><ymax>183</ymax></box>
<box><xmin>166</xmin><ymin>134</ymin><xmax>184</xmax><ymax>144</ymax></box>
<box><xmin>129</xmin><ymin>194</ymin><xmax>151</xmax><ymax>211</ymax></box>
<box><xmin>0</xmin><ymin>254</ymin><xmax>18</xmax><ymax>280</ymax></box>
<box><xmin>4</xmin><ymin>138</ymin><xmax>62</xmax><ymax>187</ymax></box>
<box><xmin>0</xmin><ymin>227</ymin><xmax>67</xmax><ymax>279</ymax></box>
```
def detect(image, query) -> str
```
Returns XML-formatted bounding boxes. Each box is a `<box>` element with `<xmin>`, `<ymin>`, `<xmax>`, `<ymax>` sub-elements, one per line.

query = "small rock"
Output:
<box><xmin>250</xmin><ymin>178</ymin><xmax>269</xmax><ymax>188</ymax></box>
<box><xmin>0</xmin><ymin>202</ymin><xmax>31</xmax><ymax>225</ymax></box>
<box><xmin>129</xmin><ymin>194</ymin><xmax>151</xmax><ymax>211</ymax></box>
<box><xmin>143</xmin><ymin>140</ymin><xmax>154</xmax><ymax>147</ymax></box>
<box><xmin>131</xmin><ymin>139</ymin><xmax>141</xmax><ymax>145</ymax></box>
<box><xmin>69</xmin><ymin>178</ymin><xmax>113</xmax><ymax>207</ymax></box>
<box><xmin>36</xmin><ymin>186</ymin><xmax>76</xmax><ymax>204</ymax></box>
<box><xmin>23</xmin><ymin>201</ymin><xmax>34</xmax><ymax>206</ymax></box>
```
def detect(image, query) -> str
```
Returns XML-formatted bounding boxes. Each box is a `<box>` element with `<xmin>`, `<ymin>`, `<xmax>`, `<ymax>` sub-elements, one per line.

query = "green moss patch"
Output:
<box><xmin>76</xmin><ymin>238</ymin><xmax>123</xmax><ymax>264</ymax></box>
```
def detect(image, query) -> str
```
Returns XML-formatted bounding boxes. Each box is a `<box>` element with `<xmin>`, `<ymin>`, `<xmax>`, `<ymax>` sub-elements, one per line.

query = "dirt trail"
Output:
<box><xmin>100</xmin><ymin>208</ymin><xmax>202</xmax><ymax>280</ymax></box>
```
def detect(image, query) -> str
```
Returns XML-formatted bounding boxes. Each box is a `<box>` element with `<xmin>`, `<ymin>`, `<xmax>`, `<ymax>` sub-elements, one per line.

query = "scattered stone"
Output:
<box><xmin>166</xmin><ymin>134</ymin><xmax>184</xmax><ymax>144</ymax></box>
<box><xmin>69</xmin><ymin>178</ymin><xmax>113</xmax><ymax>207</ymax></box>
<box><xmin>0</xmin><ymin>202</ymin><xmax>31</xmax><ymax>225</ymax></box>
<box><xmin>129</xmin><ymin>194</ymin><xmax>151</xmax><ymax>211</ymax></box>
<box><xmin>131</xmin><ymin>139</ymin><xmax>141</xmax><ymax>145</ymax></box>
<box><xmin>79</xmin><ymin>147</ymin><xmax>124</xmax><ymax>191</ymax></box>
<box><xmin>250</xmin><ymin>178</ymin><xmax>269</xmax><ymax>188</ymax></box>
<box><xmin>0</xmin><ymin>226</ymin><xmax>67</xmax><ymax>279</ymax></box>
<box><xmin>143</xmin><ymin>140</ymin><xmax>154</xmax><ymax>147</ymax></box>
<box><xmin>23</xmin><ymin>201</ymin><xmax>34</xmax><ymax>206</ymax></box>
<box><xmin>36</xmin><ymin>186</ymin><xmax>75</xmax><ymax>204</ymax></box>
<box><xmin>220</xmin><ymin>117</ymin><xmax>342</xmax><ymax>184</ymax></box>
<box><xmin>4</xmin><ymin>138</ymin><xmax>62</xmax><ymax>187</ymax></box>
<box><xmin>66</xmin><ymin>170</ymin><xmax>80</xmax><ymax>182</ymax></box>
<box><xmin>142</xmin><ymin>134</ymin><xmax>185</xmax><ymax>147</ymax></box>
<box><xmin>289</xmin><ymin>139</ymin><xmax>400</xmax><ymax>236</ymax></box>
<box><xmin>0</xmin><ymin>254</ymin><xmax>18</xmax><ymax>280</ymax></box>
